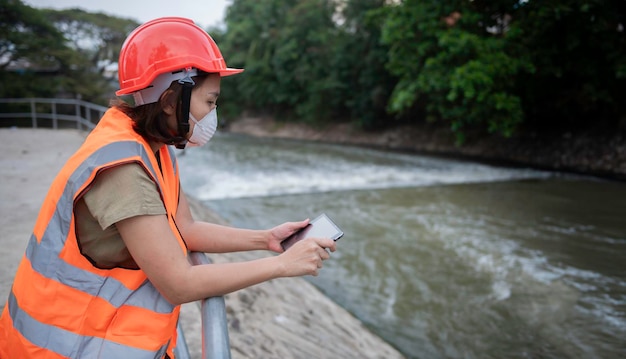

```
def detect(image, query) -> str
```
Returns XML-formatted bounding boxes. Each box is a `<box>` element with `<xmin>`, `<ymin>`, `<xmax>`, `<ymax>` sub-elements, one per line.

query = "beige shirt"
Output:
<box><xmin>75</xmin><ymin>163</ymin><xmax>166</xmax><ymax>269</ymax></box>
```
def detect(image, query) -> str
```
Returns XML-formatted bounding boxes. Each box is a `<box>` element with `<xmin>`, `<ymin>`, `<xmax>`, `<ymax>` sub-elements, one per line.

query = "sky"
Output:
<box><xmin>24</xmin><ymin>0</ymin><xmax>231</xmax><ymax>29</ymax></box>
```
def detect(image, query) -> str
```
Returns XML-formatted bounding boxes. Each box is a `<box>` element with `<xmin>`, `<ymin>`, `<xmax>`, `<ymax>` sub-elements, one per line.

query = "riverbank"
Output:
<box><xmin>0</xmin><ymin>128</ymin><xmax>404</xmax><ymax>359</ymax></box>
<box><xmin>225</xmin><ymin>117</ymin><xmax>626</xmax><ymax>180</ymax></box>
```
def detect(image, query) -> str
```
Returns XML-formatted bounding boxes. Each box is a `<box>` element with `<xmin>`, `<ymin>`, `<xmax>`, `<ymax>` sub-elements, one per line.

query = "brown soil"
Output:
<box><xmin>225</xmin><ymin>117</ymin><xmax>626</xmax><ymax>181</ymax></box>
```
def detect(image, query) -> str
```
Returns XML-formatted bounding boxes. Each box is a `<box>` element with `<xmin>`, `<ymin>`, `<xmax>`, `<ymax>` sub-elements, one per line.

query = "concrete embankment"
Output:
<box><xmin>0</xmin><ymin>128</ymin><xmax>404</xmax><ymax>359</ymax></box>
<box><xmin>225</xmin><ymin>117</ymin><xmax>626</xmax><ymax>181</ymax></box>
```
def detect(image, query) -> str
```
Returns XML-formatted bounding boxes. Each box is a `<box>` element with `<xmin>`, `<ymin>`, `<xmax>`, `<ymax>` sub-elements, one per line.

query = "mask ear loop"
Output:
<box><xmin>175</xmin><ymin>68</ymin><xmax>196</xmax><ymax>149</ymax></box>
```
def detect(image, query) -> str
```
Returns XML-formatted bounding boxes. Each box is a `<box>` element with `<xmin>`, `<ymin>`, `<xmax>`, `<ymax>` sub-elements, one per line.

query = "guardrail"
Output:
<box><xmin>0</xmin><ymin>97</ymin><xmax>108</xmax><ymax>130</ymax></box>
<box><xmin>0</xmin><ymin>98</ymin><xmax>232</xmax><ymax>359</ymax></box>
<box><xmin>175</xmin><ymin>252</ymin><xmax>231</xmax><ymax>359</ymax></box>
<box><xmin>188</xmin><ymin>252</ymin><xmax>232</xmax><ymax>359</ymax></box>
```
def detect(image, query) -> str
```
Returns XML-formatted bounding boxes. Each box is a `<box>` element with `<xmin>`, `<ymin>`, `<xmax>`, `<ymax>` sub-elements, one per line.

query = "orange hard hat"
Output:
<box><xmin>116</xmin><ymin>17</ymin><xmax>243</xmax><ymax>98</ymax></box>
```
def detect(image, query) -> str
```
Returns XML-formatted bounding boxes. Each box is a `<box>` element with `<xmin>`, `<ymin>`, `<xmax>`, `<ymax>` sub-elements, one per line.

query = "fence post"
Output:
<box><xmin>86</xmin><ymin>106</ymin><xmax>92</xmax><ymax>130</ymax></box>
<box><xmin>188</xmin><ymin>252</ymin><xmax>232</xmax><ymax>359</ymax></box>
<box><xmin>0</xmin><ymin>98</ymin><xmax>107</xmax><ymax>130</ymax></box>
<box><xmin>30</xmin><ymin>99</ymin><xmax>36</xmax><ymax>128</ymax></box>
<box><xmin>52</xmin><ymin>102</ymin><xmax>58</xmax><ymax>129</ymax></box>
<box><xmin>75</xmin><ymin>95</ymin><xmax>81</xmax><ymax>130</ymax></box>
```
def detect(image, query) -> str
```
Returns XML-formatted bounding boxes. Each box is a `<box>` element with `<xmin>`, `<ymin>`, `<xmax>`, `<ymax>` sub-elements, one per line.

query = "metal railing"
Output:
<box><xmin>176</xmin><ymin>252</ymin><xmax>231</xmax><ymax>359</ymax></box>
<box><xmin>0</xmin><ymin>98</ymin><xmax>231</xmax><ymax>359</ymax></box>
<box><xmin>0</xmin><ymin>97</ymin><xmax>108</xmax><ymax>130</ymax></box>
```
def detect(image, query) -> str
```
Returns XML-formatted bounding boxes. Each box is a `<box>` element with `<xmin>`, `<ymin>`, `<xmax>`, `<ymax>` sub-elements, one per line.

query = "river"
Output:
<box><xmin>177</xmin><ymin>133</ymin><xmax>626</xmax><ymax>359</ymax></box>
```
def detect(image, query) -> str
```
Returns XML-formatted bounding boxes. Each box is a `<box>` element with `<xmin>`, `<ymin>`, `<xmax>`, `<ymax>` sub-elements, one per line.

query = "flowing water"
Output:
<box><xmin>178</xmin><ymin>133</ymin><xmax>626</xmax><ymax>359</ymax></box>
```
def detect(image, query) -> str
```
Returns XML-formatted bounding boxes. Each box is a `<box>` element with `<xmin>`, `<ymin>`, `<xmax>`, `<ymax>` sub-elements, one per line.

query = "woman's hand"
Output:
<box><xmin>267</xmin><ymin>219</ymin><xmax>310</xmax><ymax>253</ymax></box>
<box><xmin>277</xmin><ymin>237</ymin><xmax>336</xmax><ymax>277</ymax></box>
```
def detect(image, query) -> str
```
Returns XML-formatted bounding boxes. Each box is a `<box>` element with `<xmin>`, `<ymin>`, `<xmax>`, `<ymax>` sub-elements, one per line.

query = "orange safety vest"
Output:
<box><xmin>0</xmin><ymin>107</ymin><xmax>187</xmax><ymax>358</ymax></box>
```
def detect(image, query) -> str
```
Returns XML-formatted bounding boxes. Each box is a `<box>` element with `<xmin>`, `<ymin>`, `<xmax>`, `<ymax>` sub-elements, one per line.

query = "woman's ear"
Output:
<box><xmin>159</xmin><ymin>89</ymin><xmax>177</xmax><ymax>115</ymax></box>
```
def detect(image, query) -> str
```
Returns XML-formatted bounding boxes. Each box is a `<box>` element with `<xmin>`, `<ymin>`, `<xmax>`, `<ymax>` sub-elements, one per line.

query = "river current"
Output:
<box><xmin>178</xmin><ymin>133</ymin><xmax>626</xmax><ymax>359</ymax></box>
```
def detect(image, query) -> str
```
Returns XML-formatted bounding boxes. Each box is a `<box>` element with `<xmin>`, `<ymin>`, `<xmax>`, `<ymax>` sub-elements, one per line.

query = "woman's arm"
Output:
<box><xmin>117</xmin><ymin>213</ymin><xmax>335</xmax><ymax>305</ymax></box>
<box><xmin>175</xmin><ymin>190</ymin><xmax>306</xmax><ymax>253</ymax></box>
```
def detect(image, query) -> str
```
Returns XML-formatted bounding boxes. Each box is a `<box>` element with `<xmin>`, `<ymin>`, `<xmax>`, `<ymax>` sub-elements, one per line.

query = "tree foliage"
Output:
<box><xmin>220</xmin><ymin>0</ymin><xmax>625</xmax><ymax>141</ymax></box>
<box><xmin>379</xmin><ymin>0</ymin><xmax>626</xmax><ymax>141</ymax></box>
<box><xmin>0</xmin><ymin>0</ymin><xmax>74</xmax><ymax>98</ymax></box>
<box><xmin>1</xmin><ymin>0</ymin><xmax>64</xmax><ymax>70</ymax></box>
<box><xmin>2</xmin><ymin>0</ymin><xmax>625</xmax><ymax>142</ymax></box>
<box><xmin>44</xmin><ymin>8</ymin><xmax>138</xmax><ymax>76</ymax></box>
<box><xmin>0</xmin><ymin>0</ymin><xmax>138</xmax><ymax>103</ymax></box>
<box><xmin>41</xmin><ymin>8</ymin><xmax>138</xmax><ymax>103</ymax></box>
<box><xmin>512</xmin><ymin>0</ymin><xmax>626</xmax><ymax>130</ymax></box>
<box><xmin>332</xmin><ymin>0</ymin><xmax>397</xmax><ymax>129</ymax></box>
<box><xmin>380</xmin><ymin>1</ymin><xmax>534</xmax><ymax>142</ymax></box>
<box><xmin>219</xmin><ymin>0</ymin><xmax>338</xmax><ymax>123</ymax></box>
<box><xmin>219</xmin><ymin>0</ymin><xmax>394</xmax><ymax>128</ymax></box>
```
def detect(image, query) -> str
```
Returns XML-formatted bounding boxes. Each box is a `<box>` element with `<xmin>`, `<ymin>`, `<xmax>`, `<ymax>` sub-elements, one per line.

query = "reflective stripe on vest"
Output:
<box><xmin>7</xmin><ymin>292</ymin><xmax>167</xmax><ymax>358</ymax></box>
<box><xmin>25</xmin><ymin>142</ymin><xmax>172</xmax><ymax>312</ymax></box>
<box><xmin>21</xmin><ymin>142</ymin><xmax>173</xmax><ymax>313</ymax></box>
<box><xmin>1</xmin><ymin>108</ymin><xmax>185</xmax><ymax>358</ymax></box>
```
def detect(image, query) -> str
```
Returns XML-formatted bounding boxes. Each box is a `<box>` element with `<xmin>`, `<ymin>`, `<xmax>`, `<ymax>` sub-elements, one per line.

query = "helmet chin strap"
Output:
<box><xmin>175</xmin><ymin>68</ymin><xmax>195</xmax><ymax>149</ymax></box>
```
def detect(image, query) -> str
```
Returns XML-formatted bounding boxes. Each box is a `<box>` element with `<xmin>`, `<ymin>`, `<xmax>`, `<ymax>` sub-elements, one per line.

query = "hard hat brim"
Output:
<box><xmin>219</xmin><ymin>68</ymin><xmax>244</xmax><ymax>77</ymax></box>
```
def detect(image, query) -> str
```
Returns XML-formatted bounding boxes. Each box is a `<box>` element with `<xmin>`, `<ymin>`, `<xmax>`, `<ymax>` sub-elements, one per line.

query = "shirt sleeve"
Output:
<box><xmin>83</xmin><ymin>162</ymin><xmax>167</xmax><ymax>230</ymax></box>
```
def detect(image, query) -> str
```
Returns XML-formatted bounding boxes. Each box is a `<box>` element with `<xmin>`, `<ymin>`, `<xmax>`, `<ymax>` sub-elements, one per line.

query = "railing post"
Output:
<box><xmin>86</xmin><ymin>106</ymin><xmax>92</xmax><ymax>130</ymax></box>
<box><xmin>1</xmin><ymin>97</ymin><xmax>106</xmax><ymax>131</ymax></box>
<box><xmin>52</xmin><ymin>102</ymin><xmax>58</xmax><ymax>129</ymax></box>
<box><xmin>30</xmin><ymin>99</ymin><xmax>36</xmax><ymax>128</ymax></box>
<box><xmin>188</xmin><ymin>252</ymin><xmax>232</xmax><ymax>359</ymax></box>
<box><xmin>75</xmin><ymin>96</ymin><xmax>81</xmax><ymax>130</ymax></box>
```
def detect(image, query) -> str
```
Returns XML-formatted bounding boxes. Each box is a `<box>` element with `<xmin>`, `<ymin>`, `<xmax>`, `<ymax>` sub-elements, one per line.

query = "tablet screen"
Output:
<box><xmin>281</xmin><ymin>213</ymin><xmax>343</xmax><ymax>251</ymax></box>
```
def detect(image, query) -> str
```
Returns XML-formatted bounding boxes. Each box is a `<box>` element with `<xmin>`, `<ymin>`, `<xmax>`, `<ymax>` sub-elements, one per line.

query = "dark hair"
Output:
<box><xmin>112</xmin><ymin>72</ymin><xmax>210</xmax><ymax>145</ymax></box>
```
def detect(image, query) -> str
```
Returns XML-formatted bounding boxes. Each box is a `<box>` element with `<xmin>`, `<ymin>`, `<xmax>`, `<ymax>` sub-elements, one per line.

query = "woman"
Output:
<box><xmin>0</xmin><ymin>17</ymin><xmax>335</xmax><ymax>359</ymax></box>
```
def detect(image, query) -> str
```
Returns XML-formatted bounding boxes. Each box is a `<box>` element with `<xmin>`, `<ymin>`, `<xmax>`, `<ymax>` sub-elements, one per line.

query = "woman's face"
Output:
<box><xmin>162</xmin><ymin>73</ymin><xmax>221</xmax><ymax>141</ymax></box>
<box><xmin>189</xmin><ymin>74</ymin><xmax>221</xmax><ymax>125</ymax></box>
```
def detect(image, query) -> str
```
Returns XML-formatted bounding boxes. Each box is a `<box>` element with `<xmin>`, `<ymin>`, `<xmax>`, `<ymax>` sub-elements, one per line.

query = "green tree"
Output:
<box><xmin>273</xmin><ymin>0</ymin><xmax>339</xmax><ymax>122</ymax></box>
<box><xmin>380</xmin><ymin>0</ymin><xmax>626</xmax><ymax>142</ymax></box>
<box><xmin>220</xmin><ymin>0</ymin><xmax>396</xmax><ymax>129</ymax></box>
<box><xmin>42</xmin><ymin>8</ymin><xmax>139</xmax><ymax>103</ymax></box>
<box><xmin>219</xmin><ymin>0</ymin><xmax>296</xmax><ymax>115</ymax></box>
<box><xmin>43</xmin><ymin>9</ymin><xmax>138</xmax><ymax>77</ymax></box>
<box><xmin>0</xmin><ymin>0</ymin><xmax>74</xmax><ymax>98</ymax></box>
<box><xmin>220</xmin><ymin>0</ymin><xmax>340</xmax><ymax>124</ymax></box>
<box><xmin>0</xmin><ymin>1</ymin><xmax>138</xmax><ymax>103</ymax></box>
<box><xmin>380</xmin><ymin>0</ymin><xmax>533</xmax><ymax>143</ymax></box>
<box><xmin>331</xmin><ymin>0</ymin><xmax>397</xmax><ymax>129</ymax></box>
<box><xmin>512</xmin><ymin>0</ymin><xmax>626</xmax><ymax>131</ymax></box>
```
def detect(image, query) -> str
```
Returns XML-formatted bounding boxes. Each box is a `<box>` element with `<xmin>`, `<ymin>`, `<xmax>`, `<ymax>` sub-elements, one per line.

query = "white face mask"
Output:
<box><xmin>187</xmin><ymin>108</ymin><xmax>218</xmax><ymax>147</ymax></box>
